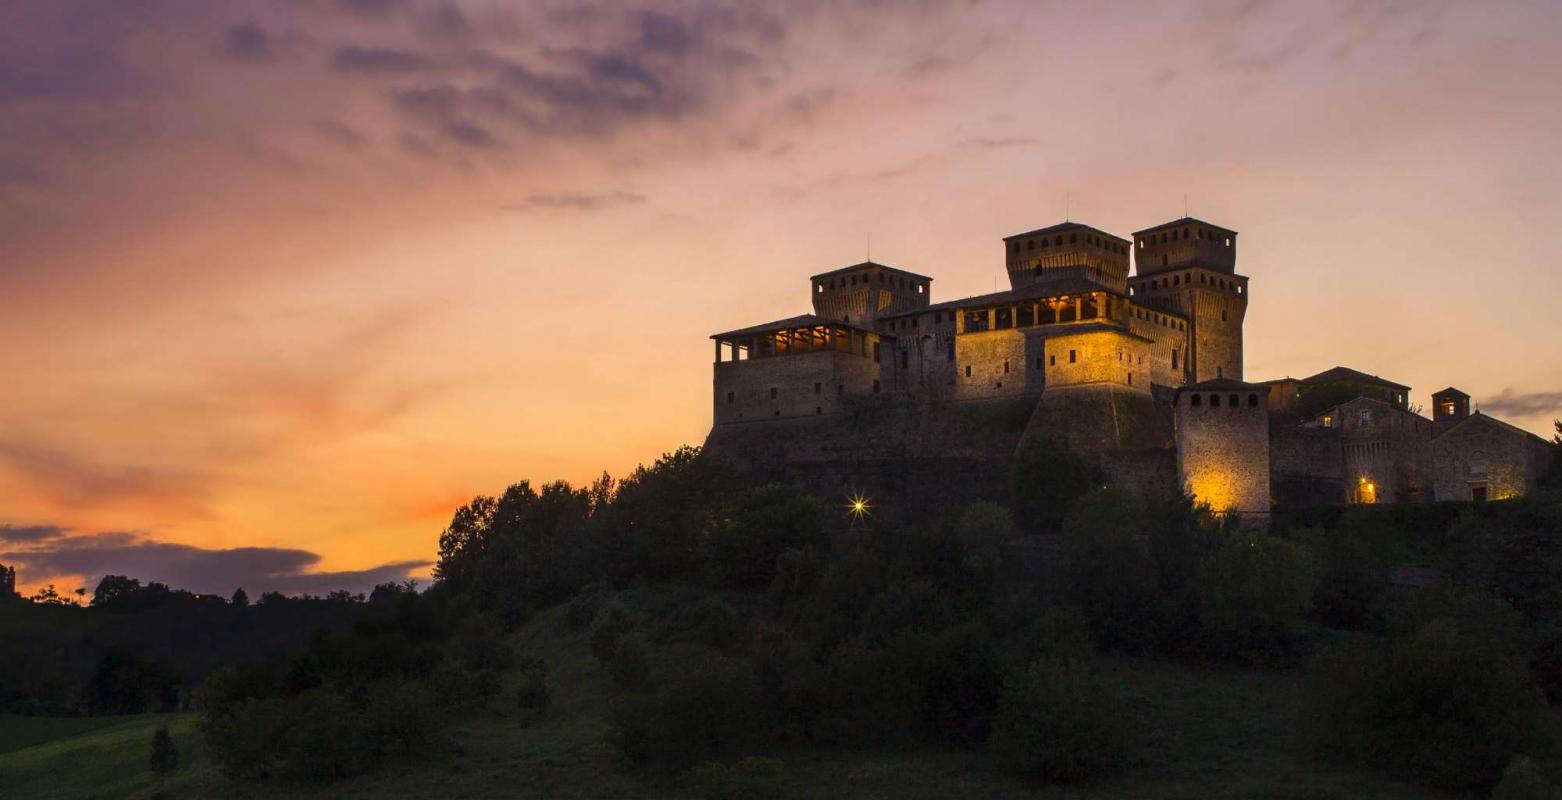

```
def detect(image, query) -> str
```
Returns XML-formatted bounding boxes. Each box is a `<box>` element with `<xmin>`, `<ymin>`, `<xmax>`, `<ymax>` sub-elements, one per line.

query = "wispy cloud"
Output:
<box><xmin>1479</xmin><ymin>389</ymin><xmax>1562</xmax><ymax>422</ymax></box>
<box><xmin>2</xmin><ymin>526</ymin><xmax>427</xmax><ymax>596</ymax></box>
<box><xmin>505</xmin><ymin>191</ymin><xmax>647</xmax><ymax>213</ymax></box>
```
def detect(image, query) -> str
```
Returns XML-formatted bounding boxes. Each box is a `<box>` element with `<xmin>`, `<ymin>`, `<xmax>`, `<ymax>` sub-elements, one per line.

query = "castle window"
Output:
<box><xmin>1221</xmin><ymin>309</ymin><xmax>1228</xmax><ymax>321</ymax></box>
<box><xmin>1004</xmin><ymin>360</ymin><xmax>1010</xmax><ymax>374</ymax></box>
<box><xmin>816</xmin><ymin>407</ymin><xmax>822</xmax><ymax>415</ymax></box>
<box><xmin>1128</xmin><ymin>373</ymin><xmax>1133</xmax><ymax>385</ymax></box>
<box><xmin>1216</xmin><ymin>366</ymin><xmax>1223</xmax><ymax>378</ymax></box>
<box><xmin>1211</xmin><ymin>394</ymin><xmax>1221</xmax><ymax>407</ymax></box>
<box><xmin>1191</xmin><ymin>394</ymin><xmax>1202</xmax><ymax>407</ymax></box>
<box><xmin>1225</xmin><ymin>238</ymin><xmax>1231</xmax><ymax>246</ymax></box>
<box><xmin>1055</xmin><ymin>236</ymin><xmax>1062</xmax><ymax>246</ymax></box>
<box><xmin>900</xmin><ymin>351</ymin><xmax>908</xmax><ymax>369</ymax></box>
<box><xmin>873</xmin><ymin>380</ymin><xmax>880</xmax><ymax>393</ymax></box>
<box><xmin>1172</xmin><ymin>350</ymin><xmax>1179</xmax><ymax>369</ymax></box>
<box><xmin>769</xmin><ymin>387</ymin><xmax>777</xmax><ymax>399</ymax></box>
<box><xmin>727</xmin><ymin>392</ymin><xmax>734</xmax><ymax>404</ymax></box>
<box><xmin>1322</xmin><ymin>414</ymin><xmax>1333</xmax><ymax>428</ymax></box>
<box><xmin>873</xmin><ymin>342</ymin><xmax>881</xmax><ymax>363</ymax></box>
<box><xmin>1028</xmin><ymin>239</ymin><xmax>1035</xmax><ymax>251</ymax></box>
<box><xmin>1360</xmin><ymin>410</ymin><xmax>1371</xmax><ymax>424</ymax></box>
<box><xmin>814</xmin><ymin>382</ymin><xmax>822</xmax><ymax>395</ymax></box>
<box><xmin>1173</xmin><ymin>276</ymin><xmax>1180</xmax><ymax>286</ymax></box>
<box><xmin>1069</xmin><ymin>350</ymin><xmax>1077</xmax><ymax>363</ymax></box>
<box><xmin>1138</xmin><ymin>240</ymin><xmax>1145</xmax><ymax>249</ymax></box>
<box><xmin>1248</xmin><ymin>393</ymin><xmax>1258</xmax><ymax>407</ymax></box>
<box><xmin>947</xmin><ymin>340</ymin><xmax>955</xmax><ymax>360</ymax></box>
<box><xmin>1050</xmin><ymin>355</ymin><xmax>1056</xmax><ymax>367</ymax></box>
<box><xmin>918</xmin><ymin>284</ymin><xmax>925</xmax><ymax>294</ymax></box>
<box><xmin>965</xmin><ymin>365</ymin><xmax>972</xmax><ymax>378</ymax></box>
<box><xmin>816</xmin><ymin>284</ymin><xmax>823</xmax><ymax>293</ymax></box>
<box><xmin>1070</xmin><ymin>234</ymin><xmax>1076</xmax><ymax>243</ymax></box>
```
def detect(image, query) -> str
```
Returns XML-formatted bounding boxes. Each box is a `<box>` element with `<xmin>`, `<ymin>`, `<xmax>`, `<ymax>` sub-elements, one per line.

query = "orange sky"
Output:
<box><xmin>3</xmin><ymin>0</ymin><xmax>1561</xmax><ymax>597</ymax></box>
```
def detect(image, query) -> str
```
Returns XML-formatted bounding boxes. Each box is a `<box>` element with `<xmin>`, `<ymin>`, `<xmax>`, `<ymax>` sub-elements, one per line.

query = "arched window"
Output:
<box><xmin>1248</xmin><ymin>393</ymin><xmax>1258</xmax><ymax>407</ymax></box>
<box><xmin>1191</xmin><ymin>394</ymin><xmax>1202</xmax><ymax>407</ymax></box>
<box><xmin>1211</xmin><ymin>394</ymin><xmax>1221</xmax><ymax>408</ymax></box>
<box><xmin>1229</xmin><ymin>394</ymin><xmax>1239</xmax><ymax>408</ymax></box>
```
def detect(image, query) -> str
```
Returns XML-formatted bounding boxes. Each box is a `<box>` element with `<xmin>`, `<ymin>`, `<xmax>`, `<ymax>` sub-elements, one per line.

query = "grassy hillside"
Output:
<box><xmin>0</xmin><ymin>587</ymin><xmax>1457</xmax><ymax>800</ymax></box>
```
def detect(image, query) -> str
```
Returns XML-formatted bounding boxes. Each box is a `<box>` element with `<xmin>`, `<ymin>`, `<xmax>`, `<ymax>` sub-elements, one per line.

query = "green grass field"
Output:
<box><xmin>0</xmin><ymin>594</ymin><xmax>1458</xmax><ymax>800</ymax></box>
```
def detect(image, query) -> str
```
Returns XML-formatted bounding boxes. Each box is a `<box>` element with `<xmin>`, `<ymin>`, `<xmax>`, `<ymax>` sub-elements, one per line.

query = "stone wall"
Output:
<box><xmin>714</xmin><ymin>350</ymin><xmax>884</xmax><ymax>424</ymax></box>
<box><xmin>1128</xmin><ymin>307</ymin><xmax>1190</xmax><ymax>387</ymax></box>
<box><xmin>1328</xmin><ymin>396</ymin><xmax>1433</xmax><ymax>503</ymax></box>
<box><xmin>1176</xmin><ymin>386</ymin><xmax>1272</xmax><ymax>518</ymax></box>
<box><xmin>1431</xmin><ymin>414</ymin><xmax>1550</xmax><ymax>501</ymax></box>
<box><xmin>954</xmin><ymin>328</ymin><xmax>1046</xmax><ymax>400</ymax></box>
<box><xmin>1270</xmin><ymin>422</ymin><xmax>1343</xmax><ymax>506</ymax></box>
<box><xmin>1042</xmin><ymin>328</ymin><xmax>1150</xmax><ymax>393</ymax></box>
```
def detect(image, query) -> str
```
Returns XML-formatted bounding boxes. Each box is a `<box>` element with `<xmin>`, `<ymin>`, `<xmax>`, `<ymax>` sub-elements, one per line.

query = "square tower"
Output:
<box><xmin>810</xmin><ymin>261</ymin><xmax>931</xmax><ymax>328</ymax></box>
<box><xmin>1002</xmin><ymin>222</ymin><xmax>1130</xmax><ymax>293</ymax></box>
<box><xmin>1129</xmin><ymin>217</ymin><xmax>1247</xmax><ymax>382</ymax></box>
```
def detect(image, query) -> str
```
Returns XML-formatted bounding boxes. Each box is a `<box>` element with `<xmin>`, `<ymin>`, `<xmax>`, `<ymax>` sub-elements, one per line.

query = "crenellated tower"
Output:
<box><xmin>1128</xmin><ymin>217</ymin><xmax>1247</xmax><ymax>382</ymax></box>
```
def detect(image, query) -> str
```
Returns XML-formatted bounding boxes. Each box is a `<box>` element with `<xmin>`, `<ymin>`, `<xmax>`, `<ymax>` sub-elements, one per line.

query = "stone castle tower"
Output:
<box><xmin>1128</xmin><ymin>218</ymin><xmax>1247</xmax><ymax>382</ymax></box>
<box><xmin>1175</xmin><ymin>379</ymin><xmax>1273</xmax><ymax>522</ymax></box>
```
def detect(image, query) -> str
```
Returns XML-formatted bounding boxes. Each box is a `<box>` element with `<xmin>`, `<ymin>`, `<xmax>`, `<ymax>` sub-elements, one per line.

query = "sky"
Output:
<box><xmin>3</xmin><ymin>0</ymin><xmax>1561</xmax><ymax>598</ymax></box>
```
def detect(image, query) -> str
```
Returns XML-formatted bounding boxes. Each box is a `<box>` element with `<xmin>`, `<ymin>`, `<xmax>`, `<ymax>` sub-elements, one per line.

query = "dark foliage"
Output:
<box><xmin>990</xmin><ymin>657</ymin><xmax>1131</xmax><ymax>783</ymax></box>
<box><xmin>1009</xmin><ymin>431</ymin><xmax>1098</xmax><ymax>535</ymax></box>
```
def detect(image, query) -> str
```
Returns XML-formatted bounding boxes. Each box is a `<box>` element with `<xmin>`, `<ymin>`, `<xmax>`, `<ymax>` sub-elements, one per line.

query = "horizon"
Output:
<box><xmin>4</xmin><ymin>0</ymin><xmax>1562</xmax><ymax>598</ymax></box>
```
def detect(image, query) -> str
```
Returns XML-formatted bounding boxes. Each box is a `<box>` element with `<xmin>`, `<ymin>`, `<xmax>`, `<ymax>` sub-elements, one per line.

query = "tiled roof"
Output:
<box><xmin>1299</xmin><ymin>366</ymin><xmax>1410</xmax><ymax>392</ymax></box>
<box><xmin>808</xmin><ymin>260</ymin><xmax>933</xmax><ymax>282</ymax></box>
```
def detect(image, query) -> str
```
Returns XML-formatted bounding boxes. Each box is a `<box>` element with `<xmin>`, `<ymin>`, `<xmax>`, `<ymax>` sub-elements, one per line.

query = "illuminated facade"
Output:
<box><xmin>705</xmin><ymin>217</ymin><xmax>1556</xmax><ymax>519</ymax></box>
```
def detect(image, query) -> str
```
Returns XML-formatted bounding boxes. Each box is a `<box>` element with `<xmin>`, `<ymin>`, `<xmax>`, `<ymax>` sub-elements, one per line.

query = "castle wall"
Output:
<box><xmin>1176</xmin><ymin>386</ymin><xmax>1272</xmax><ymax>519</ymax></box>
<box><xmin>1431</xmin><ymin>415</ymin><xmax>1549</xmax><ymax>502</ymax></box>
<box><xmin>1042</xmin><ymin>329</ymin><xmax>1150</xmax><ymax>393</ymax></box>
<box><xmin>714</xmin><ymin>350</ymin><xmax>883</xmax><ymax>424</ymax></box>
<box><xmin>1128</xmin><ymin>308</ymin><xmax>1189</xmax><ymax>387</ymax></box>
<box><xmin>885</xmin><ymin>311</ymin><xmax>958</xmax><ymax>402</ymax></box>
<box><xmin>1269</xmin><ymin>423</ymin><xmax>1343</xmax><ymax>506</ymax></box>
<box><xmin>954</xmin><ymin>328</ymin><xmax>1046</xmax><ymax>400</ymax></box>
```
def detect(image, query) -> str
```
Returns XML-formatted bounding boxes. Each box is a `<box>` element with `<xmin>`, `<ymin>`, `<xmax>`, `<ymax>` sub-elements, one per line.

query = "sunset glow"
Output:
<box><xmin>3</xmin><ymin>0</ymin><xmax>1561</xmax><ymax>597</ymax></box>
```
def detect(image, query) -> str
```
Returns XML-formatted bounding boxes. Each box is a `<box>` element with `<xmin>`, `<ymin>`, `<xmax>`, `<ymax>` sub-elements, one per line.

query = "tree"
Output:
<box><xmin>1196</xmin><ymin>533</ymin><xmax>1316</xmax><ymax>663</ymax></box>
<box><xmin>1060</xmin><ymin>488</ymin><xmax>1152</xmax><ymax>649</ymax></box>
<box><xmin>150</xmin><ymin>726</ymin><xmax>179</xmax><ymax>784</ymax></box>
<box><xmin>93</xmin><ymin>575</ymin><xmax>143</xmax><ymax>607</ymax></box>
<box><xmin>1009</xmin><ymin>431</ymin><xmax>1097</xmax><ymax>535</ymax></box>
<box><xmin>231</xmin><ymin>587</ymin><xmax>249</xmax><ymax>607</ymax></box>
<box><xmin>28</xmin><ymin>584</ymin><xmax>76</xmax><ymax>606</ymax></box>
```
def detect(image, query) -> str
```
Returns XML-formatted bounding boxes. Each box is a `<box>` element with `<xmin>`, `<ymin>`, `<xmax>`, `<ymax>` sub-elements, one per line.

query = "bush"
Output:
<box><xmin>281</xmin><ymin>688</ymin><xmax>376</xmax><ymax>781</ymax></box>
<box><xmin>610</xmin><ymin>647</ymin><xmax>765</xmax><ymax>770</ymax></box>
<box><xmin>990</xmin><ymin>658</ymin><xmax>1130</xmax><ymax>783</ymax></box>
<box><xmin>609</xmin><ymin>636</ymin><xmax>651</xmax><ymax>690</ymax></box>
<box><xmin>564</xmin><ymin>588</ymin><xmax>608</xmax><ymax>631</ymax></box>
<box><xmin>1196</xmin><ymin>533</ymin><xmax>1317</xmax><ymax>663</ymax></box>
<box><xmin>684</xmin><ymin>756</ymin><xmax>788</xmax><ymax>800</ymax></box>
<box><xmin>1010</xmin><ymin>605</ymin><xmax>1095</xmax><ymax>667</ymax></box>
<box><xmin>448</xmin><ymin>612</ymin><xmax>513</xmax><ymax>672</ymax></box>
<box><xmin>591</xmin><ymin>602</ymin><xmax>634</xmax><ymax>663</ymax></box>
<box><xmin>711</xmin><ymin>484</ymin><xmax>827</xmax><ymax>590</ymax></box>
<box><xmin>365</xmin><ymin>678</ymin><xmax>444</xmax><ymax>754</ymax></box>
<box><xmin>428</xmin><ymin>662</ymin><xmax>502</xmax><ymax>715</ymax></box>
<box><xmin>1010</xmin><ymin>432</ymin><xmax>1097</xmax><ymax>535</ymax></box>
<box><xmin>1061</xmin><ymin>488</ymin><xmax>1153</xmax><ymax>650</ymax></box>
<box><xmin>1492</xmin><ymin>756</ymin><xmax>1560</xmax><ymax>800</ymax></box>
<box><xmin>656</xmin><ymin>596</ymin><xmax>745</xmax><ymax>652</ymax></box>
<box><xmin>202</xmin><ymin>697</ymin><xmax>289</xmax><ymax>780</ymax></box>
<box><xmin>1307</xmin><ymin>525</ymin><xmax>1387</xmax><ymax>629</ymax></box>
<box><xmin>917</xmin><ymin>624</ymin><xmax>1003</xmax><ymax>746</ymax></box>
<box><xmin>1311</xmin><ymin>619</ymin><xmax>1552</xmax><ymax>791</ymax></box>
<box><xmin>514</xmin><ymin>656</ymin><xmax>550</xmax><ymax>723</ymax></box>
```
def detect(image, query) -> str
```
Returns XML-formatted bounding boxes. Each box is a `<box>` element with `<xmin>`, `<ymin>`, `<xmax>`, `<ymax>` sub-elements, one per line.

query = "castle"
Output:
<box><xmin>703</xmin><ymin>217</ymin><xmax>1554</xmax><ymax>522</ymax></box>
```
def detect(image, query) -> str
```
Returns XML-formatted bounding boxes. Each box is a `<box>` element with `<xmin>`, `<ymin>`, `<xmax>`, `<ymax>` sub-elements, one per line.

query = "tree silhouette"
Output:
<box><xmin>231</xmin><ymin>587</ymin><xmax>249</xmax><ymax>607</ymax></box>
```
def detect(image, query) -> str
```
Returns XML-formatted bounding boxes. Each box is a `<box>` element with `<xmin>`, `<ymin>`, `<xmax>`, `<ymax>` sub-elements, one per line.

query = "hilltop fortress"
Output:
<box><xmin>703</xmin><ymin>217</ymin><xmax>1553</xmax><ymax>522</ymax></box>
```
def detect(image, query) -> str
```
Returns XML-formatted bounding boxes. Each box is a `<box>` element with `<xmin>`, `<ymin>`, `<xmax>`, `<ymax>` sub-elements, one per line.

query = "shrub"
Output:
<box><xmin>364</xmin><ymin>678</ymin><xmax>444</xmax><ymax>754</ymax></box>
<box><xmin>448</xmin><ymin>612</ymin><xmax>513</xmax><ymax>672</ymax></box>
<box><xmin>657</xmin><ymin>596</ymin><xmax>745</xmax><ymax>652</ymax></box>
<box><xmin>712</xmin><ymin>484</ymin><xmax>827</xmax><ymax>590</ymax></box>
<box><xmin>1311</xmin><ymin>619</ymin><xmax>1552</xmax><ymax>791</ymax></box>
<box><xmin>990</xmin><ymin>657</ymin><xmax>1130</xmax><ymax>783</ymax></box>
<box><xmin>610</xmin><ymin>647</ymin><xmax>765</xmax><ymax>770</ymax></box>
<box><xmin>609</xmin><ymin>636</ymin><xmax>651</xmax><ymax>690</ymax></box>
<box><xmin>1491</xmin><ymin>756</ymin><xmax>1560</xmax><ymax>800</ymax></box>
<box><xmin>202</xmin><ymin>697</ymin><xmax>289</xmax><ymax>780</ymax></box>
<box><xmin>1196</xmin><ymin>533</ymin><xmax>1317</xmax><ymax>663</ymax></box>
<box><xmin>591</xmin><ymin>602</ymin><xmax>634</xmax><ymax>663</ymax></box>
<box><xmin>149</xmin><ymin>725</ymin><xmax>179</xmax><ymax>783</ymax></box>
<box><xmin>684</xmin><ymin>757</ymin><xmax>788</xmax><ymax>800</ymax></box>
<box><xmin>564</xmin><ymin>588</ymin><xmax>607</xmax><ymax>631</ymax></box>
<box><xmin>514</xmin><ymin>656</ymin><xmax>550</xmax><ymax>723</ymax></box>
<box><xmin>1009</xmin><ymin>431</ymin><xmax>1097</xmax><ymax>535</ymax></box>
<box><xmin>1010</xmin><ymin>605</ymin><xmax>1095</xmax><ymax>667</ymax></box>
<box><xmin>1061</xmin><ymin>488</ymin><xmax>1153</xmax><ymax>650</ymax></box>
<box><xmin>428</xmin><ymin>662</ymin><xmax>502</xmax><ymax>715</ymax></box>
<box><xmin>1307</xmin><ymin>525</ymin><xmax>1387</xmax><ymax>629</ymax></box>
<box><xmin>917</xmin><ymin>624</ymin><xmax>1003</xmax><ymax>746</ymax></box>
<box><xmin>281</xmin><ymin>688</ymin><xmax>376</xmax><ymax>781</ymax></box>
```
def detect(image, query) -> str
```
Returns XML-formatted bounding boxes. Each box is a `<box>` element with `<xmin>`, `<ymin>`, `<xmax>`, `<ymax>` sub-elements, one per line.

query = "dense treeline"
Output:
<box><xmin>0</xmin><ymin>577</ymin><xmax>380</xmax><ymax>715</ymax></box>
